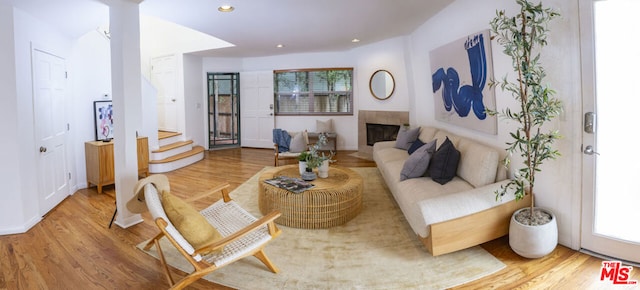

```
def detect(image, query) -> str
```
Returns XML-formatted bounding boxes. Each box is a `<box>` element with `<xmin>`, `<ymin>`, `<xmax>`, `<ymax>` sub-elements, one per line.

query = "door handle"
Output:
<box><xmin>39</xmin><ymin>146</ymin><xmax>47</xmax><ymax>153</ymax></box>
<box><xmin>583</xmin><ymin>145</ymin><xmax>599</xmax><ymax>155</ymax></box>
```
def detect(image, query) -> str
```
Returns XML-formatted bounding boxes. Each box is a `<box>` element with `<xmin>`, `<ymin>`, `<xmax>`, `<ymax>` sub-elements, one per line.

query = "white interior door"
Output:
<box><xmin>151</xmin><ymin>55</ymin><xmax>178</xmax><ymax>132</ymax></box>
<box><xmin>33</xmin><ymin>48</ymin><xmax>69</xmax><ymax>215</ymax></box>
<box><xmin>580</xmin><ymin>0</ymin><xmax>640</xmax><ymax>264</ymax></box>
<box><xmin>240</xmin><ymin>71</ymin><xmax>275</xmax><ymax>148</ymax></box>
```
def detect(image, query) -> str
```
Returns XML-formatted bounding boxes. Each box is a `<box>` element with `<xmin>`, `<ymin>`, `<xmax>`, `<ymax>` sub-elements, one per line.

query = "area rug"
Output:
<box><xmin>138</xmin><ymin>167</ymin><xmax>505</xmax><ymax>289</ymax></box>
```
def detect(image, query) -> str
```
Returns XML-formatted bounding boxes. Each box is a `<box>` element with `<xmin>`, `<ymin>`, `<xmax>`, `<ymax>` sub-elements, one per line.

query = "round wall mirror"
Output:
<box><xmin>369</xmin><ymin>70</ymin><xmax>395</xmax><ymax>100</ymax></box>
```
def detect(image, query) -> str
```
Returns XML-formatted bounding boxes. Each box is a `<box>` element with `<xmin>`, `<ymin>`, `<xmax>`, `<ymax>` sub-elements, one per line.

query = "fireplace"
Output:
<box><xmin>357</xmin><ymin>110</ymin><xmax>409</xmax><ymax>157</ymax></box>
<box><xmin>366</xmin><ymin>123</ymin><xmax>400</xmax><ymax>146</ymax></box>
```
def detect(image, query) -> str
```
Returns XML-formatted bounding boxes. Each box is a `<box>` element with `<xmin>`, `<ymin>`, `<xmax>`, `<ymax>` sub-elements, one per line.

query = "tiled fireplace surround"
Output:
<box><xmin>358</xmin><ymin>110</ymin><xmax>409</xmax><ymax>157</ymax></box>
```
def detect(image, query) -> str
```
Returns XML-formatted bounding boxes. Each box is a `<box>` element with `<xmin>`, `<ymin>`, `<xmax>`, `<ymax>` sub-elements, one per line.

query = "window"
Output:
<box><xmin>274</xmin><ymin>68</ymin><xmax>353</xmax><ymax>115</ymax></box>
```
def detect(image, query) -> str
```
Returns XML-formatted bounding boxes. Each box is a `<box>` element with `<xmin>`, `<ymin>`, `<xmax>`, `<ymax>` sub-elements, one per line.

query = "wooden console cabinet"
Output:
<box><xmin>85</xmin><ymin>137</ymin><xmax>149</xmax><ymax>194</ymax></box>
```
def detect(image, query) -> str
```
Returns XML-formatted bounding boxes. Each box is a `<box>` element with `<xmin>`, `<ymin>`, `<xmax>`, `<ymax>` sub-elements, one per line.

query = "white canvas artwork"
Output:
<box><xmin>430</xmin><ymin>29</ymin><xmax>497</xmax><ymax>134</ymax></box>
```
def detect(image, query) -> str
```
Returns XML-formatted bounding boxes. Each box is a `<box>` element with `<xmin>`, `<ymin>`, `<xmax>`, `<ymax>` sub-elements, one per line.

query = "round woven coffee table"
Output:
<box><xmin>258</xmin><ymin>165</ymin><xmax>363</xmax><ymax>229</ymax></box>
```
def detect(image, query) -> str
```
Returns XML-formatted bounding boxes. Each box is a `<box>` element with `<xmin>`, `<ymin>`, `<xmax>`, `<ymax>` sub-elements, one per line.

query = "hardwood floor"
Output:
<box><xmin>0</xmin><ymin>148</ymin><xmax>636</xmax><ymax>289</ymax></box>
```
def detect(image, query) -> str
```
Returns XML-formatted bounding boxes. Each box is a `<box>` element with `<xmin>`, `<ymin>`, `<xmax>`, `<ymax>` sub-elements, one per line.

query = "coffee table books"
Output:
<box><xmin>263</xmin><ymin>176</ymin><xmax>315</xmax><ymax>194</ymax></box>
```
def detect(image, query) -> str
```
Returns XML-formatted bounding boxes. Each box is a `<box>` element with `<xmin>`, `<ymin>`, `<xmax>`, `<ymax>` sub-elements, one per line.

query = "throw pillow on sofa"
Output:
<box><xmin>407</xmin><ymin>139</ymin><xmax>425</xmax><ymax>155</ymax></box>
<box><xmin>428</xmin><ymin>137</ymin><xmax>460</xmax><ymax>185</ymax></box>
<box><xmin>400</xmin><ymin>139</ymin><xmax>437</xmax><ymax>181</ymax></box>
<box><xmin>394</xmin><ymin>127</ymin><xmax>420</xmax><ymax>150</ymax></box>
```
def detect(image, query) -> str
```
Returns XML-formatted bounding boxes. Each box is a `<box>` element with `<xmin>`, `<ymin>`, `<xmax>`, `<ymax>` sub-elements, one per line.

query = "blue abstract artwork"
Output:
<box><xmin>430</xmin><ymin>30</ymin><xmax>497</xmax><ymax>134</ymax></box>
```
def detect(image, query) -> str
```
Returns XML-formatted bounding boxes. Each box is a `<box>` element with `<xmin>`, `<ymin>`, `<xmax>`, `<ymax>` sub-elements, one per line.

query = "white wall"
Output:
<box><xmin>183</xmin><ymin>54</ymin><xmax>205</xmax><ymax>147</ymax></box>
<box><xmin>407</xmin><ymin>0</ymin><xmax>583</xmax><ymax>249</ymax></box>
<box><xmin>69</xmin><ymin>30</ymin><xmax>112</xmax><ymax>189</ymax></box>
<box><xmin>141</xmin><ymin>77</ymin><xmax>159</xmax><ymax>149</ymax></box>
<box><xmin>353</xmin><ymin>36</ymin><xmax>410</xmax><ymax>112</ymax></box>
<box><xmin>0</xmin><ymin>4</ymin><xmax>24</xmax><ymax>233</ymax></box>
<box><xmin>0</xmin><ymin>6</ymin><xmax>74</xmax><ymax>233</ymax></box>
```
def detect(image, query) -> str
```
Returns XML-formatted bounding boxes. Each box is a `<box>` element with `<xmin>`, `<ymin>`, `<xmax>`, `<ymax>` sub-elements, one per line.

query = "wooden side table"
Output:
<box><xmin>85</xmin><ymin>137</ymin><xmax>149</xmax><ymax>194</ymax></box>
<box><xmin>258</xmin><ymin>165</ymin><xmax>363</xmax><ymax>229</ymax></box>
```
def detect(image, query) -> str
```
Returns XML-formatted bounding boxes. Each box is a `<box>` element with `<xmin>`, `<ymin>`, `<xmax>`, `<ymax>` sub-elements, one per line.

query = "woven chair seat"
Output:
<box><xmin>201</xmin><ymin>200</ymin><xmax>272</xmax><ymax>267</ymax></box>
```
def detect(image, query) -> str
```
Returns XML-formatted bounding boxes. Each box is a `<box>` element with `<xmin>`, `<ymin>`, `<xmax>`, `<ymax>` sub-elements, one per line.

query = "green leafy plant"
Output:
<box><xmin>298</xmin><ymin>151</ymin><xmax>310</xmax><ymax>162</ymax></box>
<box><xmin>488</xmin><ymin>0</ymin><xmax>562</xmax><ymax>216</ymax></box>
<box><xmin>305</xmin><ymin>133</ymin><xmax>335</xmax><ymax>170</ymax></box>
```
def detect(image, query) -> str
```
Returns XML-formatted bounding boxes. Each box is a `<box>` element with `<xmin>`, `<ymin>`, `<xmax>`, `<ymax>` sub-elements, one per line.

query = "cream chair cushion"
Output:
<box><xmin>160</xmin><ymin>190</ymin><xmax>224</xmax><ymax>254</ymax></box>
<box><xmin>289</xmin><ymin>131</ymin><xmax>308</xmax><ymax>153</ymax></box>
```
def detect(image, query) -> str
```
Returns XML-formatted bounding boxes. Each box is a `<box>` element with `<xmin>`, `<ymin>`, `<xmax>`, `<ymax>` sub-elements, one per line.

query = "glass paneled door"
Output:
<box><xmin>580</xmin><ymin>0</ymin><xmax>640</xmax><ymax>264</ymax></box>
<box><xmin>207</xmin><ymin>73</ymin><xmax>240</xmax><ymax>149</ymax></box>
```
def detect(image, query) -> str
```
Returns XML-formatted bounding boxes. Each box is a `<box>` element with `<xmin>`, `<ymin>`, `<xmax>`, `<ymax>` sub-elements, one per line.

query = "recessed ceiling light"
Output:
<box><xmin>218</xmin><ymin>5</ymin><xmax>234</xmax><ymax>12</ymax></box>
<box><xmin>276</xmin><ymin>44</ymin><xmax>284</xmax><ymax>48</ymax></box>
<box><xmin>351</xmin><ymin>38</ymin><xmax>361</xmax><ymax>43</ymax></box>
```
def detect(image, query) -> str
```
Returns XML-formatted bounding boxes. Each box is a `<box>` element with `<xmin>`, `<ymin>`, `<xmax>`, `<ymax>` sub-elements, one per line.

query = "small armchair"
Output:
<box><xmin>273</xmin><ymin>130</ymin><xmax>309</xmax><ymax>166</ymax></box>
<box><xmin>139</xmin><ymin>175</ymin><xmax>282</xmax><ymax>289</ymax></box>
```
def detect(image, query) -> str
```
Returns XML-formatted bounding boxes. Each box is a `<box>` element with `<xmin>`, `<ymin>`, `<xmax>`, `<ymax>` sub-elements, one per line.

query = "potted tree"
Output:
<box><xmin>488</xmin><ymin>0</ymin><xmax>562</xmax><ymax>258</ymax></box>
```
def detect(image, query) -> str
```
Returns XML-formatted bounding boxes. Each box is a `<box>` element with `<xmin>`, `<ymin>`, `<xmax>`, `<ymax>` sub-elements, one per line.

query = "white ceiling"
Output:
<box><xmin>4</xmin><ymin>0</ymin><xmax>454</xmax><ymax>58</ymax></box>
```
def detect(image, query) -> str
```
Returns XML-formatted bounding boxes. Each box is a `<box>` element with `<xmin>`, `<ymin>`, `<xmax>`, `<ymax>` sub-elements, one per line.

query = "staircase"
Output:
<box><xmin>149</xmin><ymin>131</ymin><xmax>205</xmax><ymax>173</ymax></box>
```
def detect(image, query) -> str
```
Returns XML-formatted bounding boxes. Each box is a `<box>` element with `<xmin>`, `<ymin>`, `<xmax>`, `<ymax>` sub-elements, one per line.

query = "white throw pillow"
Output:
<box><xmin>289</xmin><ymin>131</ymin><xmax>307</xmax><ymax>153</ymax></box>
<box><xmin>316</xmin><ymin>119</ymin><xmax>334</xmax><ymax>133</ymax></box>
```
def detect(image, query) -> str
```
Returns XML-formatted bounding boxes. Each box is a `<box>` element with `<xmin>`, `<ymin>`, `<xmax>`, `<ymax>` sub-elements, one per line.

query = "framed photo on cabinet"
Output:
<box><xmin>94</xmin><ymin>100</ymin><xmax>114</xmax><ymax>141</ymax></box>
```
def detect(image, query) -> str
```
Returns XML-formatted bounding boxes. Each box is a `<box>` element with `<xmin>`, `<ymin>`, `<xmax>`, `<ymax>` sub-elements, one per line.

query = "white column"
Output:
<box><xmin>109</xmin><ymin>0</ymin><xmax>144</xmax><ymax>228</ymax></box>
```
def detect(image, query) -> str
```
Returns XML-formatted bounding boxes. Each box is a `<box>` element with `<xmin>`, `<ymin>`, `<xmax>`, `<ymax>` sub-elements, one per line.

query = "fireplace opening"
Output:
<box><xmin>366</xmin><ymin>123</ymin><xmax>400</xmax><ymax>146</ymax></box>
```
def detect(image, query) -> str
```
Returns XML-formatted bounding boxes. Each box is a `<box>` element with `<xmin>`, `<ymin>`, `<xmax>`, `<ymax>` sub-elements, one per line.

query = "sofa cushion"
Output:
<box><xmin>373</xmin><ymin>145</ymin><xmax>409</xmax><ymax>165</ymax></box>
<box><xmin>417</xmin><ymin>179</ymin><xmax>516</xmax><ymax>237</ymax></box>
<box><xmin>417</xmin><ymin>126</ymin><xmax>438</xmax><ymax>144</ymax></box>
<box><xmin>456</xmin><ymin>138</ymin><xmax>500</xmax><ymax>187</ymax></box>
<box><xmin>394</xmin><ymin>127</ymin><xmax>420</xmax><ymax>150</ymax></box>
<box><xmin>428</xmin><ymin>137</ymin><xmax>460</xmax><ymax>185</ymax></box>
<box><xmin>395</xmin><ymin>176</ymin><xmax>473</xmax><ymax>237</ymax></box>
<box><xmin>400</xmin><ymin>140</ymin><xmax>437</xmax><ymax>181</ymax></box>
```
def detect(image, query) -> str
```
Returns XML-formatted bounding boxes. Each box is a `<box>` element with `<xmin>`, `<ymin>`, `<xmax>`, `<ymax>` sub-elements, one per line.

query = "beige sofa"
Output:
<box><xmin>372</xmin><ymin>126</ymin><xmax>531</xmax><ymax>256</ymax></box>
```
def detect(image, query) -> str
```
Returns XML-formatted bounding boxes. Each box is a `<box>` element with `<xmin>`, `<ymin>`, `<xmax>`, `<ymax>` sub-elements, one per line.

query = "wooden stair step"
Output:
<box><xmin>150</xmin><ymin>146</ymin><xmax>205</xmax><ymax>164</ymax></box>
<box><xmin>158</xmin><ymin>131</ymin><xmax>182</xmax><ymax>140</ymax></box>
<box><xmin>152</xmin><ymin>140</ymin><xmax>194</xmax><ymax>153</ymax></box>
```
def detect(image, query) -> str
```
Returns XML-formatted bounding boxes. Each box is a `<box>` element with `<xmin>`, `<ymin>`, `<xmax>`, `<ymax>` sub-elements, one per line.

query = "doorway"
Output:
<box><xmin>580</xmin><ymin>0</ymin><xmax>640</xmax><ymax>263</ymax></box>
<box><xmin>207</xmin><ymin>73</ymin><xmax>240</xmax><ymax>149</ymax></box>
<box><xmin>33</xmin><ymin>48</ymin><xmax>70</xmax><ymax>215</ymax></box>
<box><xmin>151</xmin><ymin>55</ymin><xmax>179</xmax><ymax>132</ymax></box>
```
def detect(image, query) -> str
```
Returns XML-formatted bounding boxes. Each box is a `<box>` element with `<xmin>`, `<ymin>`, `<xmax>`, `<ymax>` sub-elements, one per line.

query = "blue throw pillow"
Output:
<box><xmin>407</xmin><ymin>139</ymin><xmax>425</xmax><ymax>155</ymax></box>
<box><xmin>428</xmin><ymin>137</ymin><xmax>460</xmax><ymax>185</ymax></box>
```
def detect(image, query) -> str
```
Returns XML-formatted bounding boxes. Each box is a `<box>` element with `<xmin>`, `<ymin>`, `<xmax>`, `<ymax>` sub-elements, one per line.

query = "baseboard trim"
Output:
<box><xmin>0</xmin><ymin>215</ymin><xmax>42</xmax><ymax>235</ymax></box>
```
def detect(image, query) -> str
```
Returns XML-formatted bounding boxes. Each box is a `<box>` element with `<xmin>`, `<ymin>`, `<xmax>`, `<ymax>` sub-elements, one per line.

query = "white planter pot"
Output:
<box><xmin>509</xmin><ymin>207</ymin><xmax>558</xmax><ymax>258</ymax></box>
<box><xmin>298</xmin><ymin>161</ymin><xmax>307</xmax><ymax>175</ymax></box>
<box><xmin>318</xmin><ymin>160</ymin><xmax>329</xmax><ymax>178</ymax></box>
